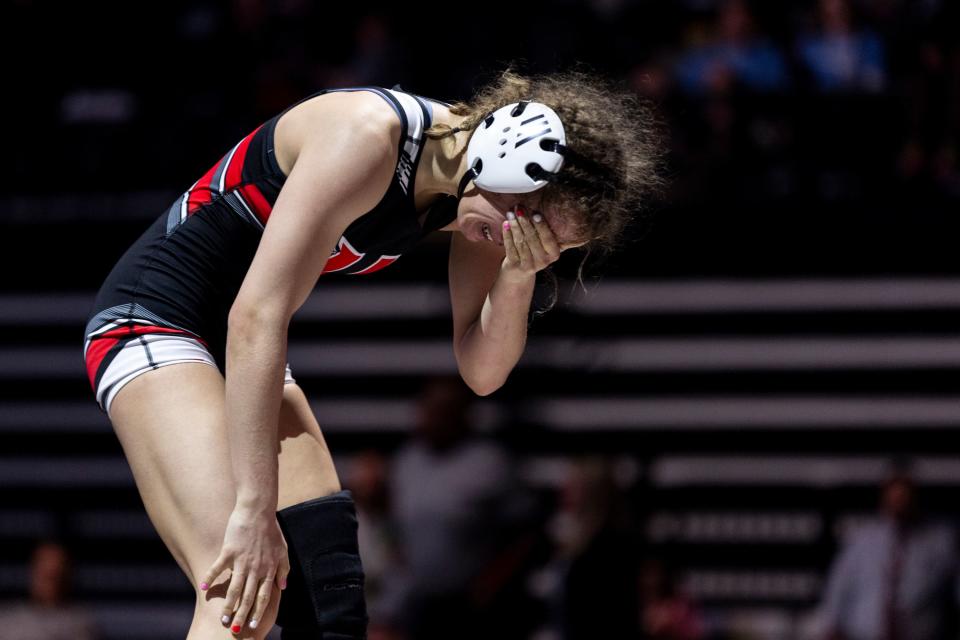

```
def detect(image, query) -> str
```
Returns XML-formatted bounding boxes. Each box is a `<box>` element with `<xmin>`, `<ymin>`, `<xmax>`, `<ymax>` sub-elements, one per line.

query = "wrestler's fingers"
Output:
<box><xmin>230</xmin><ymin>571</ymin><xmax>261</xmax><ymax>634</ymax></box>
<box><xmin>530</xmin><ymin>211</ymin><xmax>563</xmax><ymax>258</ymax></box>
<box><xmin>247</xmin><ymin>569</ymin><xmax>277</xmax><ymax>631</ymax></box>
<box><xmin>506</xmin><ymin>212</ymin><xmax>533</xmax><ymax>266</ymax></box>
<box><xmin>502</xmin><ymin>219</ymin><xmax>521</xmax><ymax>264</ymax></box>
<box><xmin>516</xmin><ymin>209</ymin><xmax>554</xmax><ymax>265</ymax></box>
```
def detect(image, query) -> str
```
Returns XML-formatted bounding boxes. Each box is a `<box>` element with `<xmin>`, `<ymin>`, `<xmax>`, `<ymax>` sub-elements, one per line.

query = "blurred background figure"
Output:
<box><xmin>638</xmin><ymin>557</ymin><xmax>706</xmax><ymax>640</ymax></box>
<box><xmin>10</xmin><ymin>2</ymin><xmax>960</xmax><ymax>638</ymax></box>
<box><xmin>795</xmin><ymin>0</ymin><xmax>886</xmax><ymax>93</ymax></box>
<box><xmin>0</xmin><ymin>538</ymin><xmax>101</xmax><ymax>640</ymax></box>
<box><xmin>344</xmin><ymin>449</ymin><xmax>402</xmax><ymax>636</ymax></box>
<box><xmin>674</xmin><ymin>0</ymin><xmax>789</xmax><ymax>96</ymax></box>
<box><xmin>379</xmin><ymin>375</ymin><xmax>539</xmax><ymax>639</ymax></box>
<box><xmin>536</xmin><ymin>456</ymin><xmax>643</xmax><ymax>639</ymax></box>
<box><xmin>888</xmin><ymin>0</ymin><xmax>960</xmax><ymax>192</ymax></box>
<box><xmin>319</xmin><ymin>12</ymin><xmax>408</xmax><ymax>89</ymax></box>
<box><xmin>818</xmin><ymin>463</ymin><xmax>960</xmax><ymax>640</ymax></box>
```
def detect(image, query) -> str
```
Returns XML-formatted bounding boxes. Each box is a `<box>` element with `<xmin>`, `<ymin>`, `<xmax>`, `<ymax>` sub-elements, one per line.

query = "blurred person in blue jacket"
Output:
<box><xmin>674</xmin><ymin>0</ymin><xmax>789</xmax><ymax>96</ymax></box>
<box><xmin>795</xmin><ymin>0</ymin><xmax>886</xmax><ymax>93</ymax></box>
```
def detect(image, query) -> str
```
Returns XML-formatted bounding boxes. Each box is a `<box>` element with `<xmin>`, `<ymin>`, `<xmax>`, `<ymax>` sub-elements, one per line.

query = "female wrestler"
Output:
<box><xmin>82</xmin><ymin>67</ymin><xmax>662</xmax><ymax>638</ymax></box>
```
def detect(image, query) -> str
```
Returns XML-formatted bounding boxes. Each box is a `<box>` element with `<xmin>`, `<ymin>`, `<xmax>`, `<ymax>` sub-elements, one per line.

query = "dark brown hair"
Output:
<box><xmin>426</xmin><ymin>63</ymin><xmax>667</xmax><ymax>314</ymax></box>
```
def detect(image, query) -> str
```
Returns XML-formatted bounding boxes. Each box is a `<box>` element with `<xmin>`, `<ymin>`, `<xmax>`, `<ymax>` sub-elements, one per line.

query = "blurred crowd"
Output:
<box><xmin>5</xmin><ymin>0</ymin><xmax>960</xmax><ymax>637</ymax></box>
<box><xmin>343</xmin><ymin>378</ymin><xmax>960</xmax><ymax>640</ymax></box>
<box><xmin>2</xmin><ymin>375</ymin><xmax>958</xmax><ymax>639</ymax></box>
<box><xmin>342</xmin><ymin>374</ymin><xmax>707</xmax><ymax>640</ymax></box>
<box><xmin>9</xmin><ymin>0</ymin><xmax>960</xmax><ymax>215</ymax></box>
<box><xmin>0</xmin><ymin>375</ymin><xmax>710</xmax><ymax>640</ymax></box>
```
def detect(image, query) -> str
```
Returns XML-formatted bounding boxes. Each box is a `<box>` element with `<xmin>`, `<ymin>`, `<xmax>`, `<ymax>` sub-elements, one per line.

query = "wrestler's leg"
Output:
<box><xmin>276</xmin><ymin>382</ymin><xmax>342</xmax><ymax>508</ymax></box>
<box><xmin>108</xmin><ymin>362</ymin><xmax>275</xmax><ymax>638</ymax></box>
<box><xmin>274</xmin><ymin>382</ymin><xmax>368</xmax><ymax>639</ymax></box>
<box><xmin>108</xmin><ymin>364</ymin><xmax>340</xmax><ymax>638</ymax></box>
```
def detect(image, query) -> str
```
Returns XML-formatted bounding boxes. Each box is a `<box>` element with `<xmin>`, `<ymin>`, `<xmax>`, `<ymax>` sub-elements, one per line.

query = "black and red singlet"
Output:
<box><xmin>84</xmin><ymin>85</ymin><xmax>459</xmax><ymax>398</ymax></box>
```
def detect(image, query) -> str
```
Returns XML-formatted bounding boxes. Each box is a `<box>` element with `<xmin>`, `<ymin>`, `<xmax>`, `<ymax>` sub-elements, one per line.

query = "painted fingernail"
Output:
<box><xmin>222</xmin><ymin>615</ymin><xmax>231</xmax><ymax>625</ymax></box>
<box><xmin>199</xmin><ymin>582</ymin><xmax>209</xmax><ymax>591</ymax></box>
<box><xmin>231</xmin><ymin>624</ymin><xmax>241</xmax><ymax>633</ymax></box>
<box><xmin>516</xmin><ymin>205</ymin><xmax>526</xmax><ymax>216</ymax></box>
<box><xmin>533</xmin><ymin>213</ymin><xmax>543</xmax><ymax>223</ymax></box>
<box><xmin>506</xmin><ymin>210</ymin><xmax>516</xmax><ymax>221</ymax></box>
<box><xmin>250</xmin><ymin>619</ymin><xmax>259</xmax><ymax>629</ymax></box>
<box><xmin>502</xmin><ymin>220</ymin><xmax>511</xmax><ymax>230</ymax></box>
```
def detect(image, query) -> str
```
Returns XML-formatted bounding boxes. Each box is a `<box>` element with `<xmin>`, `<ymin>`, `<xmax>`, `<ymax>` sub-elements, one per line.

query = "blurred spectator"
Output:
<box><xmin>674</xmin><ymin>0</ymin><xmax>789</xmax><ymax>96</ymax></box>
<box><xmin>345</xmin><ymin>449</ymin><xmax>402</xmax><ymax>623</ymax></box>
<box><xmin>346</xmin><ymin>12</ymin><xmax>408</xmax><ymax>87</ymax></box>
<box><xmin>379</xmin><ymin>375</ymin><xmax>538</xmax><ymax>639</ymax></box>
<box><xmin>890</xmin><ymin>1</ymin><xmax>960</xmax><ymax>191</ymax></box>
<box><xmin>539</xmin><ymin>456</ymin><xmax>642</xmax><ymax>639</ymax></box>
<box><xmin>0</xmin><ymin>539</ymin><xmax>101</xmax><ymax>640</ymax></box>
<box><xmin>629</xmin><ymin>56</ymin><xmax>674</xmax><ymax>103</ymax></box>
<box><xmin>819</xmin><ymin>465</ymin><xmax>960</xmax><ymax>640</ymax></box>
<box><xmin>312</xmin><ymin>12</ymin><xmax>408</xmax><ymax>91</ymax></box>
<box><xmin>795</xmin><ymin>0</ymin><xmax>886</xmax><ymax>93</ymax></box>
<box><xmin>638</xmin><ymin>557</ymin><xmax>705</xmax><ymax>640</ymax></box>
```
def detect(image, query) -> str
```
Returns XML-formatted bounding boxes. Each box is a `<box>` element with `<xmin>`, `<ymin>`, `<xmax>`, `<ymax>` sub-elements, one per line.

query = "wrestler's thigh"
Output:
<box><xmin>276</xmin><ymin>382</ymin><xmax>343</xmax><ymax>510</ymax></box>
<box><xmin>107</xmin><ymin>362</ymin><xmax>279</xmax><ymax>639</ymax></box>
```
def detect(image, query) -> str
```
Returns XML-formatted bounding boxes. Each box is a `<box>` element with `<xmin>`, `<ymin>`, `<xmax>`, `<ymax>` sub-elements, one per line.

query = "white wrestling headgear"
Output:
<box><xmin>456</xmin><ymin>100</ymin><xmax>570</xmax><ymax>199</ymax></box>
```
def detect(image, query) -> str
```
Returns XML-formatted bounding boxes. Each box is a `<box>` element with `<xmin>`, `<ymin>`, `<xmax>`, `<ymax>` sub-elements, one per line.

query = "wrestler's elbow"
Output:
<box><xmin>227</xmin><ymin>299</ymin><xmax>289</xmax><ymax>337</ymax></box>
<box><xmin>465</xmin><ymin>375</ymin><xmax>502</xmax><ymax>397</ymax></box>
<box><xmin>456</xmin><ymin>360</ymin><xmax>505</xmax><ymax>397</ymax></box>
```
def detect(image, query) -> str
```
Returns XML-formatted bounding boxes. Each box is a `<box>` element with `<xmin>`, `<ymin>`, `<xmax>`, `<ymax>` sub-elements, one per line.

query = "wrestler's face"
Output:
<box><xmin>456</xmin><ymin>187</ymin><xmax>588</xmax><ymax>250</ymax></box>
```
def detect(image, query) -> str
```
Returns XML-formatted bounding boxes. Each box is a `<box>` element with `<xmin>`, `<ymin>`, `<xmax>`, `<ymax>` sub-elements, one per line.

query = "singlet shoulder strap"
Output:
<box><xmin>318</xmin><ymin>86</ymin><xmax>432</xmax><ymax>187</ymax></box>
<box><xmin>276</xmin><ymin>85</ymin><xmax>434</xmax><ymax>137</ymax></box>
<box><xmin>320</xmin><ymin>86</ymin><xmax>430</xmax><ymax>141</ymax></box>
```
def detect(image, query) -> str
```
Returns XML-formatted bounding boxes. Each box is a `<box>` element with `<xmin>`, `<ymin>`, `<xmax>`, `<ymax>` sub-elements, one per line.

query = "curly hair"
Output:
<box><xmin>425</xmin><ymin>63</ymin><xmax>668</xmax><ymax>313</ymax></box>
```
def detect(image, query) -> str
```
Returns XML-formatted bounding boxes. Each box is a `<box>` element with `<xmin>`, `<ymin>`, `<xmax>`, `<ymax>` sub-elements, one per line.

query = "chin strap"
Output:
<box><xmin>456</xmin><ymin>159</ymin><xmax>482</xmax><ymax>200</ymax></box>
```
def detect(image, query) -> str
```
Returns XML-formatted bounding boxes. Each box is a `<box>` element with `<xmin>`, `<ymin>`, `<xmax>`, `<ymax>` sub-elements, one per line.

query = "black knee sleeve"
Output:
<box><xmin>275</xmin><ymin>490</ymin><xmax>368</xmax><ymax>639</ymax></box>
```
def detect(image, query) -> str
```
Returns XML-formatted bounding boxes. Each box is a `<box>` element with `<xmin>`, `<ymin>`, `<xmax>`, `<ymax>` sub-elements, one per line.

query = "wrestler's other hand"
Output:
<box><xmin>199</xmin><ymin>505</ymin><xmax>290</xmax><ymax>634</ymax></box>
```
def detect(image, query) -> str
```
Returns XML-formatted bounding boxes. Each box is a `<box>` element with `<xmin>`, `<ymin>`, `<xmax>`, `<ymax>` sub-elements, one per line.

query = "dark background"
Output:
<box><xmin>2</xmin><ymin>0</ymin><xmax>959</xmax><ymax>638</ymax></box>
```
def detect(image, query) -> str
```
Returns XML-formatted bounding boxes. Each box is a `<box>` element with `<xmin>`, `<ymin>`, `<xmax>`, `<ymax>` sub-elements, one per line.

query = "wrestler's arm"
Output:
<box><xmin>447</xmin><ymin>227</ymin><xmax>527</xmax><ymax>396</ymax></box>
<box><xmin>449</xmin><ymin>210</ymin><xmax>587</xmax><ymax>396</ymax></box>
<box><xmin>201</xmin><ymin>92</ymin><xmax>398</xmax><ymax>630</ymax></box>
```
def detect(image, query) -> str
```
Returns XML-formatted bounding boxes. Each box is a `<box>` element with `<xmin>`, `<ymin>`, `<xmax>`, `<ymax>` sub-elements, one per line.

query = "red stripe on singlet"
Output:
<box><xmin>224</xmin><ymin>124</ymin><xmax>264</xmax><ymax>191</ymax></box>
<box><xmin>85</xmin><ymin>337</ymin><xmax>121</xmax><ymax>390</ymax></box>
<box><xmin>321</xmin><ymin>237</ymin><xmax>365</xmax><ymax>274</ymax></box>
<box><xmin>187</xmin><ymin>153</ymin><xmax>225</xmax><ymax>214</ymax></box>
<box><xmin>237</xmin><ymin>182</ymin><xmax>273</xmax><ymax>224</ymax></box>
<box><xmin>96</xmin><ymin>325</ymin><xmax>197</xmax><ymax>340</ymax></box>
<box><xmin>185</xmin><ymin>122</ymin><xmax>264</xmax><ymax>215</ymax></box>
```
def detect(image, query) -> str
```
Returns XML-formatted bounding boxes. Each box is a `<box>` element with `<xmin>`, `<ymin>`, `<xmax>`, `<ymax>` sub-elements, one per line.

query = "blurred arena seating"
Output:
<box><xmin>3</xmin><ymin>261</ymin><xmax>960</xmax><ymax>637</ymax></box>
<box><xmin>5</xmin><ymin>0</ymin><xmax>960</xmax><ymax>636</ymax></box>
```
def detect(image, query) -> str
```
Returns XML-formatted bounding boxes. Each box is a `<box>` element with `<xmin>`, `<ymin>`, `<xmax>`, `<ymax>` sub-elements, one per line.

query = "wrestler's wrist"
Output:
<box><xmin>497</xmin><ymin>265</ymin><xmax>537</xmax><ymax>288</ymax></box>
<box><xmin>235</xmin><ymin>489</ymin><xmax>278</xmax><ymax>515</ymax></box>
